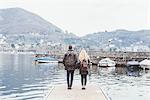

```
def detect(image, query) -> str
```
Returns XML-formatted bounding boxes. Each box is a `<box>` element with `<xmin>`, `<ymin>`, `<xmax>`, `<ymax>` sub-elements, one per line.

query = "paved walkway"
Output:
<box><xmin>47</xmin><ymin>84</ymin><xmax>107</xmax><ymax>100</ymax></box>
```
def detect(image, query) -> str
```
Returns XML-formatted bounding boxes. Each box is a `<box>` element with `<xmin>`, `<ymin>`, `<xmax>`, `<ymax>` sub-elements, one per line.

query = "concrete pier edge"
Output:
<box><xmin>45</xmin><ymin>84</ymin><xmax>108</xmax><ymax>100</ymax></box>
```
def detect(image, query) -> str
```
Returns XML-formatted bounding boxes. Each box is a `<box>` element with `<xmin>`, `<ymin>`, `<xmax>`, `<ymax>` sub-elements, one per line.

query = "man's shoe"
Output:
<box><xmin>82</xmin><ymin>86</ymin><xmax>85</xmax><ymax>90</ymax></box>
<box><xmin>68</xmin><ymin>87</ymin><xmax>71</xmax><ymax>89</ymax></box>
<box><xmin>82</xmin><ymin>87</ymin><xmax>85</xmax><ymax>90</ymax></box>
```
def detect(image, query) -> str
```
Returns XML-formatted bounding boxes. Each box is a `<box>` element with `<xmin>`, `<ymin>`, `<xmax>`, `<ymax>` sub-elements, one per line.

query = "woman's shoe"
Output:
<box><xmin>82</xmin><ymin>86</ymin><xmax>85</xmax><ymax>90</ymax></box>
<box><xmin>68</xmin><ymin>85</ymin><xmax>72</xmax><ymax>89</ymax></box>
<box><xmin>68</xmin><ymin>87</ymin><xmax>71</xmax><ymax>89</ymax></box>
<box><xmin>82</xmin><ymin>87</ymin><xmax>85</xmax><ymax>90</ymax></box>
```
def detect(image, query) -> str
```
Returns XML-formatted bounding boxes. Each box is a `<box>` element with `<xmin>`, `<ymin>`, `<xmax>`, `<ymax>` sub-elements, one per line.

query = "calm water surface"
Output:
<box><xmin>0</xmin><ymin>54</ymin><xmax>150</xmax><ymax>100</ymax></box>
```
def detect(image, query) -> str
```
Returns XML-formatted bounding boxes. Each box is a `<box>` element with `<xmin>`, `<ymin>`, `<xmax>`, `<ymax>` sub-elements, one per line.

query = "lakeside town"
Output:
<box><xmin>0</xmin><ymin>1</ymin><xmax>150</xmax><ymax>99</ymax></box>
<box><xmin>1</xmin><ymin>33</ymin><xmax>150</xmax><ymax>54</ymax></box>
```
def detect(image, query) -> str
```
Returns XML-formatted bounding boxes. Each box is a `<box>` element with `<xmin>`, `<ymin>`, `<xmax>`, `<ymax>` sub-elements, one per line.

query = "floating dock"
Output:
<box><xmin>46</xmin><ymin>84</ymin><xmax>108</xmax><ymax>100</ymax></box>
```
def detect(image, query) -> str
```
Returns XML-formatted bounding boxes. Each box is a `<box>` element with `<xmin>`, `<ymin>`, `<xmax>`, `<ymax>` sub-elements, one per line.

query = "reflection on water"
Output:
<box><xmin>93</xmin><ymin>67</ymin><xmax>150</xmax><ymax>100</ymax></box>
<box><xmin>0</xmin><ymin>54</ymin><xmax>150</xmax><ymax>100</ymax></box>
<box><xmin>0</xmin><ymin>54</ymin><xmax>58</xmax><ymax>100</ymax></box>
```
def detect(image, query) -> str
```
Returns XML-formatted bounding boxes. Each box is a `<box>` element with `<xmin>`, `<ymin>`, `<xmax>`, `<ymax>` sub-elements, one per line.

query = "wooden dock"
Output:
<box><xmin>46</xmin><ymin>84</ymin><xmax>108</xmax><ymax>100</ymax></box>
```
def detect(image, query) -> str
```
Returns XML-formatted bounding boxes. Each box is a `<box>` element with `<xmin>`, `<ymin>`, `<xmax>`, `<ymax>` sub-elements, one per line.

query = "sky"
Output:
<box><xmin>0</xmin><ymin>0</ymin><xmax>149</xmax><ymax>36</ymax></box>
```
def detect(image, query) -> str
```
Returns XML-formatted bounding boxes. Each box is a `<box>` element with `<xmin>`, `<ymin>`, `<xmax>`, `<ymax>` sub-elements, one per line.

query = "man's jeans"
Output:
<box><xmin>67</xmin><ymin>70</ymin><xmax>74</xmax><ymax>88</ymax></box>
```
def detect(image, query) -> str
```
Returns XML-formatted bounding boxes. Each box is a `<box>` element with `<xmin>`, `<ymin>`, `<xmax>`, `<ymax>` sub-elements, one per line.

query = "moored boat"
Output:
<box><xmin>127</xmin><ymin>60</ymin><xmax>139</xmax><ymax>66</ymax></box>
<box><xmin>126</xmin><ymin>60</ymin><xmax>140</xmax><ymax>71</ymax></box>
<box><xmin>34</xmin><ymin>56</ymin><xmax>58</xmax><ymax>63</ymax></box>
<box><xmin>98</xmin><ymin>58</ymin><xmax>116</xmax><ymax>67</ymax></box>
<box><xmin>139</xmin><ymin>59</ymin><xmax>150</xmax><ymax>70</ymax></box>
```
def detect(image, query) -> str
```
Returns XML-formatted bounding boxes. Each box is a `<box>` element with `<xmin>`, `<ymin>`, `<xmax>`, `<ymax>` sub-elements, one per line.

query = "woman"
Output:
<box><xmin>79</xmin><ymin>49</ymin><xmax>90</xmax><ymax>90</ymax></box>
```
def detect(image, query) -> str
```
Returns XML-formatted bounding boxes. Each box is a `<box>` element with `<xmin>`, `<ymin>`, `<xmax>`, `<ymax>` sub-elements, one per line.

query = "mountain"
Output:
<box><xmin>81</xmin><ymin>29</ymin><xmax>150</xmax><ymax>50</ymax></box>
<box><xmin>0</xmin><ymin>8</ymin><xmax>78</xmax><ymax>43</ymax></box>
<box><xmin>0</xmin><ymin>8</ymin><xmax>63</xmax><ymax>34</ymax></box>
<box><xmin>0</xmin><ymin>8</ymin><xmax>149</xmax><ymax>51</ymax></box>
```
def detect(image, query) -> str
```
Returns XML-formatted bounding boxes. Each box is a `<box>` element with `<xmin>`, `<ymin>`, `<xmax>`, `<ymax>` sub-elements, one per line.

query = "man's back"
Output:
<box><xmin>63</xmin><ymin>50</ymin><xmax>77</xmax><ymax>71</ymax></box>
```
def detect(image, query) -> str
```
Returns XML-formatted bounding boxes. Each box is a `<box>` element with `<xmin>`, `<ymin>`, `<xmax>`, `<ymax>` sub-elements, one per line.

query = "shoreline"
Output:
<box><xmin>0</xmin><ymin>51</ymin><xmax>35</xmax><ymax>55</ymax></box>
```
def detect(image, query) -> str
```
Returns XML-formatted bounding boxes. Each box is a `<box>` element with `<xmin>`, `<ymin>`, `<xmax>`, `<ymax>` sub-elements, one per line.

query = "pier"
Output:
<box><xmin>36</xmin><ymin>51</ymin><xmax>150</xmax><ymax>66</ymax></box>
<box><xmin>46</xmin><ymin>84</ymin><xmax>107</xmax><ymax>100</ymax></box>
<box><xmin>88</xmin><ymin>51</ymin><xmax>150</xmax><ymax>64</ymax></box>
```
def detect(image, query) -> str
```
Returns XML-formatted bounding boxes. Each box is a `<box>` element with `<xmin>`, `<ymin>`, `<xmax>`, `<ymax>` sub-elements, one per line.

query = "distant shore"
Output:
<box><xmin>0</xmin><ymin>51</ymin><xmax>35</xmax><ymax>54</ymax></box>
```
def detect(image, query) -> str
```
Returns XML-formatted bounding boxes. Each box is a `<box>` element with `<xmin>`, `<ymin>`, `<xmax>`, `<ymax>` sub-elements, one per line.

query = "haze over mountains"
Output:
<box><xmin>0</xmin><ymin>8</ymin><xmax>77</xmax><ymax>43</ymax></box>
<box><xmin>81</xmin><ymin>30</ymin><xmax>150</xmax><ymax>49</ymax></box>
<box><xmin>0</xmin><ymin>8</ymin><xmax>63</xmax><ymax>34</ymax></box>
<box><xmin>0</xmin><ymin>8</ymin><xmax>150</xmax><ymax>51</ymax></box>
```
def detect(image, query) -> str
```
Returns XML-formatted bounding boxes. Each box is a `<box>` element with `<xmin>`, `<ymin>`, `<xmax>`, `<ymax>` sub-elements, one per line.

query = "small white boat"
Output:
<box><xmin>98</xmin><ymin>58</ymin><xmax>116</xmax><ymax>67</ymax></box>
<box><xmin>34</xmin><ymin>56</ymin><xmax>58</xmax><ymax>63</ymax></box>
<box><xmin>127</xmin><ymin>60</ymin><xmax>139</xmax><ymax>67</ymax></box>
<box><xmin>126</xmin><ymin>60</ymin><xmax>140</xmax><ymax>71</ymax></box>
<box><xmin>139</xmin><ymin>59</ymin><xmax>150</xmax><ymax>69</ymax></box>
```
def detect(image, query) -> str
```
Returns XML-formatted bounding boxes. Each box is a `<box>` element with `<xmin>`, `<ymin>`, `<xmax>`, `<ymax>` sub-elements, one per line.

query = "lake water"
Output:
<box><xmin>0</xmin><ymin>54</ymin><xmax>150</xmax><ymax>100</ymax></box>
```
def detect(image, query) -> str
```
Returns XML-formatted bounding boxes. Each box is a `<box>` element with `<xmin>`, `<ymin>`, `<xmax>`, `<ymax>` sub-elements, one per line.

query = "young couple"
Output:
<box><xmin>63</xmin><ymin>45</ymin><xmax>90</xmax><ymax>90</ymax></box>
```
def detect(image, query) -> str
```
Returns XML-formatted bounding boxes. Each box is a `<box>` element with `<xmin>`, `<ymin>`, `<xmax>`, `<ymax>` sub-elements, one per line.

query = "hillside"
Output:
<box><xmin>0</xmin><ymin>8</ymin><xmax>149</xmax><ymax>51</ymax></box>
<box><xmin>81</xmin><ymin>29</ymin><xmax>150</xmax><ymax>50</ymax></box>
<box><xmin>0</xmin><ymin>8</ymin><xmax>77</xmax><ymax>44</ymax></box>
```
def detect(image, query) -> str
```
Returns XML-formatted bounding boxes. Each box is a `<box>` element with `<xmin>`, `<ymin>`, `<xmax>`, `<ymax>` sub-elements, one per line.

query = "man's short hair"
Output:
<box><xmin>69</xmin><ymin>45</ymin><xmax>72</xmax><ymax>50</ymax></box>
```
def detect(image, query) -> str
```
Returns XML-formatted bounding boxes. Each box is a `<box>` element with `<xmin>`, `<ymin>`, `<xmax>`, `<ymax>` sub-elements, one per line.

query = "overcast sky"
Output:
<box><xmin>0</xmin><ymin>0</ymin><xmax>149</xmax><ymax>36</ymax></box>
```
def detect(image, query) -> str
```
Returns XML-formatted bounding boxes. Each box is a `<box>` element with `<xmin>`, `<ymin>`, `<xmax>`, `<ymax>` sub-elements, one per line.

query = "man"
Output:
<box><xmin>63</xmin><ymin>45</ymin><xmax>78</xmax><ymax>89</ymax></box>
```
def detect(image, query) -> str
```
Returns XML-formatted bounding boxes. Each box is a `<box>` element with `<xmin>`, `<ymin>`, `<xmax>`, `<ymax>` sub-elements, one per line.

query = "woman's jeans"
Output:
<box><xmin>81</xmin><ymin>74</ymin><xmax>87</xmax><ymax>86</ymax></box>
